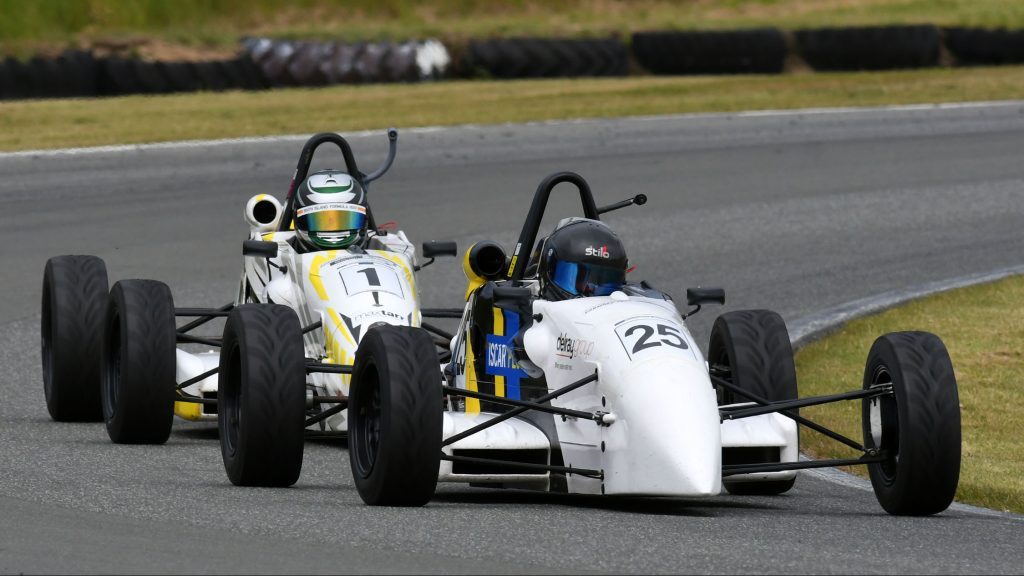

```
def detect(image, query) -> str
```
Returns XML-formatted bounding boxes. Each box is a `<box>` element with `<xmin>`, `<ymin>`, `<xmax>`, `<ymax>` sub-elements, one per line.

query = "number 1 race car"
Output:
<box><xmin>342</xmin><ymin>170</ymin><xmax>962</xmax><ymax>515</ymax></box>
<box><xmin>41</xmin><ymin>129</ymin><xmax>460</xmax><ymax>486</ymax></box>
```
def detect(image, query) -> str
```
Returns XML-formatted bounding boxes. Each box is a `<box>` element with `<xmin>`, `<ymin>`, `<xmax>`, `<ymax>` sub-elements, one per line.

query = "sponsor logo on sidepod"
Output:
<box><xmin>556</xmin><ymin>332</ymin><xmax>595</xmax><ymax>360</ymax></box>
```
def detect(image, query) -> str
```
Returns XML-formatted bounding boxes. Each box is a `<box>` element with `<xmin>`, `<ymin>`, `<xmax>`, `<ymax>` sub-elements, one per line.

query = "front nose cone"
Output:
<box><xmin>601</xmin><ymin>359</ymin><xmax>722</xmax><ymax>496</ymax></box>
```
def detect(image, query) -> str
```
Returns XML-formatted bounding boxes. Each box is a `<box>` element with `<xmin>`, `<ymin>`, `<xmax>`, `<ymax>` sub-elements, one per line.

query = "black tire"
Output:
<box><xmin>632</xmin><ymin>29</ymin><xmax>787</xmax><ymax>75</ymax></box>
<box><xmin>349</xmin><ymin>325</ymin><xmax>442</xmax><ymax>506</ymax></box>
<box><xmin>708</xmin><ymin>309</ymin><xmax>797</xmax><ymax>495</ymax></box>
<box><xmin>218</xmin><ymin>304</ymin><xmax>305</xmax><ymax>487</ymax></box>
<box><xmin>862</xmin><ymin>332</ymin><xmax>960</xmax><ymax>516</ymax></box>
<box><xmin>41</xmin><ymin>256</ymin><xmax>109</xmax><ymax>421</ymax></box>
<box><xmin>795</xmin><ymin>25</ymin><xmax>940</xmax><ymax>71</ymax></box>
<box><xmin>102</xmin><ymin>280</ymin><xmax>176</xmax><ymax>444</ymax></box>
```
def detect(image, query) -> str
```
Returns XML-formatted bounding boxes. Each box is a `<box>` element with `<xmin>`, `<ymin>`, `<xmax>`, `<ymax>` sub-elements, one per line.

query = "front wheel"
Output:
<box><xmin>218</xmin><ymin>304</ymin><xmax>306</xmax><ymax>487</ymax></box>
<box><xmin>41</xmin><ymin>255</ymin><xmax>109</xmax><ymax>421</ymax></box>
<box><xmin>349</xmin><ymin>325</ymin><xmax>442</xmax><ymax>506</ymax></box>
<box><xmin>863</xmin><ymin>331</ymin><xmax>960</xmax><ymax>515</ymax></box>
<box><xmin>102</xmin><ymin>280</ymin><xmax>176</xmax><ymax>444</ymax></box>
<box><xmin>708</xmin><ymin>309</ymin><xmax>798</xmax><ymax>496</ymax></box>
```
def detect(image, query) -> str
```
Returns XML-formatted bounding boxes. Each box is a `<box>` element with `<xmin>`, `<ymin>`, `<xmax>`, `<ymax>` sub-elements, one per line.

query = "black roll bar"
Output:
<box><xmin>277</xmin><ymin>129</ymin><xmax>398</xmax><ymax>233</ymax></box>
<box><xmin>506</xmin><ymin>171</ymin><xmax>600</xmax><ymax>281</ymax></box>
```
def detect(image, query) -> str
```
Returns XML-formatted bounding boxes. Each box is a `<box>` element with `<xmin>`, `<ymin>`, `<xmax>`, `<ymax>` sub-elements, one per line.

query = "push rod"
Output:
<box><xmin>722</xmin><ymin>454</ymin><xmax>888</xmax><ymax>477</ymax></box>
<box><xmin>176</xmin><ymin>366</ymin><xmax>219</xmax><ymax>390</ymax></box>
<box><xmin>711</xmin><ymin>374</ymin><xmax>868</xmax><ymax>453</ymax></box>
<box><xmin>442</xmin><ymin>385</ymin><xmax>601</xmax><ymax>422</ymax></box>
<box><xmin>441</xmin><ymin>372</ymin><xmax>598</xmax><ymax>447</ymax></box>
<box><xmin>440</xmin><ymin>454</ymin><xmax>602</xmax><ymax>479</ymax></box>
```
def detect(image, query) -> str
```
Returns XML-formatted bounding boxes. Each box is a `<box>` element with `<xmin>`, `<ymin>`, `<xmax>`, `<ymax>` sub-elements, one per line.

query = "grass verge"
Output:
<box><xmin>795</xmin><ymin>274</ymin><xmax>1024</xmax><ymax>514</ymax></box>
<box><xmin>2</xmin><ymin>65</ymin><xmax>1024</xmax><ymax>152</ymax></box>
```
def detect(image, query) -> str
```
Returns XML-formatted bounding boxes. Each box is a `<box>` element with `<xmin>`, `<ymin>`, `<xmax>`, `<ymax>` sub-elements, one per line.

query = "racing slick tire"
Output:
<box><xmin>862</xmin><ymin>332</ymin><xmax>960</xmax><ymax>515</ymax></box>
<box><xmin>41</xmin><ymin>255</ymin><xmax>109</xmax><ymax>421</ymax></box>
<box><xmin>709</xmin><ymin>309</ymin><xmax>798</xmax><ymax>495</ymax></box>
<box><xmin>349</xmin><ymin>325</ymin><xmax>442</xmax><ymax>506</ymax></box>
<box><xmin>102</xmin><ymin>280</ymin><xmax>176</xmax><ymax>444</ymax></box>
<box><xmin>218</xmin><ymin>304</ymin><xmax>305</xmax><ymax>487</ymax></box>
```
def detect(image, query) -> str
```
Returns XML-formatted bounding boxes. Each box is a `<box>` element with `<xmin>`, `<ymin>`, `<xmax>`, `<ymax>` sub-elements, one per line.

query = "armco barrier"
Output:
<box><xmin>945</xmin><ymin>27</ymin><xmax>1024</xmax><ymax>65</ymax></box>
<box><xmin>460</xmin><ymin>37</ymin><xmax>628</xmax><ymax>78</ymax></box>
<box><xmin>795</xmin><ymin>25</ymin><xmax>941</xmax><ymax>71</ymax></box>
<box><xmin>631</xmin><ymin>29</ymin><xmax>787</xmax><ymax>75</ymax></box>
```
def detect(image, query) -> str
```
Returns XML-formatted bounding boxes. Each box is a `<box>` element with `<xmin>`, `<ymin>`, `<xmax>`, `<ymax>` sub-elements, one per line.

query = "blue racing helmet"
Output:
<box><xmin>538</xmin><ymin>219</ymin><xmax>627</xmax><ymax>301</ymax></box>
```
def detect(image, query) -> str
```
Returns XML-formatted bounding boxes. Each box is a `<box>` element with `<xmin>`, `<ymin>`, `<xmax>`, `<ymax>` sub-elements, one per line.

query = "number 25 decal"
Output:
<box><xmin>622</xmin><ymin>322</ymin><xmax>689</xmax><ymax>354</ymax></box>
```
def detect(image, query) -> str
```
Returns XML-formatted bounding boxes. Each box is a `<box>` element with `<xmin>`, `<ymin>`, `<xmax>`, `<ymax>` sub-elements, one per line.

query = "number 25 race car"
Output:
<box><xmin>341</xmin><ymin>171</ymin><xmax>961</xmax><ymax>515</ymax></box>
<box><xmin>40</xmin><ymin>129</ymin><xmax>459</xmax><ymax>485</ymax></box>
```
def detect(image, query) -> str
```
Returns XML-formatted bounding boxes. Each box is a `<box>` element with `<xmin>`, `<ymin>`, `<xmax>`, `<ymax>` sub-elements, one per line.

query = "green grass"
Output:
<box><xmin>3</xmin><ymin>0</ymin><xmax>1024</xmax><ymax>56</ymax></box>
<box><xmin>2</xmin><ymin>64</ymin><xmax>1023</xmax><ymax>152</ymax></box>
<box><xmin>795</xmin><ymin>274</ymin><xmax>1024</xmax><ymax>514</ymax></box>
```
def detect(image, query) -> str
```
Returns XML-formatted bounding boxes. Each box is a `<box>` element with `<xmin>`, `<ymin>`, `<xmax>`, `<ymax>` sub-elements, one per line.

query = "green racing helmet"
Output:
<box><xmin>293</xmin><ymin>170</ymin><xmax>368</xmax><ymax>250</ymax></box>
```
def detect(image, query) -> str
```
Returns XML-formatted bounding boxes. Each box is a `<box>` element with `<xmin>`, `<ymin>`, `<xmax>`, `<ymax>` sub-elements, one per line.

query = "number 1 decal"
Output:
<box><xmin>357</xmin><ymin>267</ymin><xmax>381</xmax><ymax>287</ymax></box>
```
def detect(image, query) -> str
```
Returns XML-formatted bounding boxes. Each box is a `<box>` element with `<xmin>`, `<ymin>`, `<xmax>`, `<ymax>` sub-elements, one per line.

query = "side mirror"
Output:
<box><xmin>416</xmin><ymin>240</ymin><xmax>458</xmax><ymax>271</ymax></box>
<box><xmin>686</xmin><ymin>287</ymin><xmax>725</xmax><ymax>306</ymax></box>
<box><xmin>243</xmin><ymin>240</ymin><xmax>278</xmax><ymax>258</ymax></box>
<box><xmin>683</xmin><ymin>287</ymin><xmax>724</xmax><ymax>319</ymax></box>
<box><xmin>422</xmin><ymin>241</ymin><xmax>457</xmax><ymax>259</ymax></box>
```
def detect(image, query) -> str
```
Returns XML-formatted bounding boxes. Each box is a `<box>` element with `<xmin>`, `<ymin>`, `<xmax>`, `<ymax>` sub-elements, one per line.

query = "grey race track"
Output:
<box><xmin>2</xmin><ymin>103</ymin><xmax>1024</xmax><ymax>574</ymax></box>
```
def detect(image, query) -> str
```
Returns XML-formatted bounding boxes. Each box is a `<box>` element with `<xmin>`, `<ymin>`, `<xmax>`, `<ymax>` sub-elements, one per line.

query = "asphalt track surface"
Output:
<box><xmin>2</xmin><ymin>103</ymin><xmax>1024</xmax><ymax>574</ymax></box>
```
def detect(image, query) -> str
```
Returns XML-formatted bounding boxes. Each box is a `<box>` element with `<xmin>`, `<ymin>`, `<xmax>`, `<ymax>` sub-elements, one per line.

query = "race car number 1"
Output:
<box><xmin>614</xmin><ymin>317</ymin><xmax>689</xmax><ymax>360</ymax></box>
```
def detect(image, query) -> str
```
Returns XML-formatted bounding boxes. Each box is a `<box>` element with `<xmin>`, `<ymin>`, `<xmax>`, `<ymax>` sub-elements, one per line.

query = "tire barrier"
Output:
<box><xmin>460</xmin><ymin>37</ymin><xmax>629</xmax><ymax>78</ymax></box>
<box><xmin>795</xmin><ymin>25</ymin><xmax>941</xmax><ymax>71</ymax></box>
<box><xmin>945</xmin><ymin>27</ymin><xmax>1024</xmax><ymax>65</ymax></box>
<box><xmin>631</xmin><ymin>29</ymin><xmax>787</xmax><ymax>75</ymax></box>
<box><xmin>241</xmin><ymin>37</ymin><xmax>451</xmax><ymax>86</ymax></box>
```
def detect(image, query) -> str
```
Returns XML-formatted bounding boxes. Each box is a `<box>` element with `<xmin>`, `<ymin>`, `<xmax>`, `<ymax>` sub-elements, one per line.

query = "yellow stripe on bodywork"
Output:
<box><xmin>492</xmin><ymin>307</ymin><xmax>505</xmax><ymax>398</ymax></box>
<box><xmin>371</xmin><ymin>250</ymin><xmax>417</xmax><ymax>294</ymax></box>
<box><xmin>174</xmin><ymin>397</ymin><xmax>203</xmax><ymax>421</ymax></box>
<box><xmin>308</xmin><ymin>250</ymin><xmax>339</xmax><ymax>300</ymax></box>
<box><xmin>464</xmin><ymin>330</ymin><xmax>480</xmax><ymax>414</ymax></box>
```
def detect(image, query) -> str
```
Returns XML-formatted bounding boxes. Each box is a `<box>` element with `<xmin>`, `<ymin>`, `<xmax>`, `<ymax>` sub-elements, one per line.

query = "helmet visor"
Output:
<box><xmin>551</xmin><ymin>260</ymin><xmax>625</xmax><ymax>297</ymax></box>
<box><xmin>295</xmin><ymin>203</ymin><xmax>366</xmax><ymax>233</ymax></box>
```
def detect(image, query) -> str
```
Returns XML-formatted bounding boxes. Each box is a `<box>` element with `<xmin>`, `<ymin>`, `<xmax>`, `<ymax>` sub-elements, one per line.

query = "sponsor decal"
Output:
<box><xmin>554</xmin><ymin>361</ymin><xmax>573</xmax><ymax>371</ymax></box>
<box><xmin>353</xmin><ymin>310</ymin><xmax>403</xmax><ymax>322</ymax></box>
<box><xmin>296</xmin><ymin>203</ymin><xmax>366</xmax><ymax>217</ymax></box>
<box><xmin>555</xmin><ymin>332</ymin><xmax>595</xmax><ymax>360</ymax></box>
<box><xmin>485</xmin><ymin>333</ymin><xmax>527</xmax><ymax>379</ymax></box>
<box><xmin>585</xmin><ymin>245</ymin><xmax>610</xmax><ymax>258</ymax></box>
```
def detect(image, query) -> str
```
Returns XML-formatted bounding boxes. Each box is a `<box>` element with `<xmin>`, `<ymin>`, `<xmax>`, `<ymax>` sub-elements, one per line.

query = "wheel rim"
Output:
<box><xmin>869</xmin><ymin>365</ymin><xmax>900</xmax><ymax>483</ymax></box>
<box><xmin>353</xmin><ymin>362</ymin><xmax>382</xmax><ymax>478</ymax></box>
<box><xmin>102</xmin><ymin>308</ymin><xmax>121</xmax><ymax>420</ymax></box>
<box><xmin>223</xmin><ymin>343</ymin><xmax>242</xmax><ymax>457</ymax></box>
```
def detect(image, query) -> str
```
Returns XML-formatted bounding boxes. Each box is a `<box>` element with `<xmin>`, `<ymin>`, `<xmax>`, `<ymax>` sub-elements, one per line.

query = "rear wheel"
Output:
<box><xmin>863</xmin><ymin>332</ymin><xmax>960</xmax><ymax>515</ymax></box>
<box><xmin>349</xmin><ymin>325</ymin><xmax>442</xmax><ymax>506</ymax></box>
<box><xmin>41</xmin><ymin>255</ymin><xmax>108</xmax><ymax>422</ymax></box>
<box><xmin>708</xmin><ymin>309</ymin><xmax>798</xmax><ymax>495</ymax></box>
<box><xmin>219</xmin><ymin>304</ymin><xmax>306</xmax><ymax>487</ymax></box>
<box><xmin>102</xmin><ymin>280</ymin><xmax>176</xmax><ymax>444</ymax></box>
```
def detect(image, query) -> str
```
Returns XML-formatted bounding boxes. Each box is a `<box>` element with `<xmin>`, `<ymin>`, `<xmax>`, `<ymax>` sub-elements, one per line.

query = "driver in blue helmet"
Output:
<box><xmin>536</xmin><ymin>218</ymin><xmax>628</xmax><ymax>300</ymax></box>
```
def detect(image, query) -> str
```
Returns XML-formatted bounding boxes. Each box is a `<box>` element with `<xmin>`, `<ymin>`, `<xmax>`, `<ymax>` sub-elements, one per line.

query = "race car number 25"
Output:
<box><xmin>614</xmin><ymin>317</ymin><xmax>689</xmax><ymax>360</ymax></box>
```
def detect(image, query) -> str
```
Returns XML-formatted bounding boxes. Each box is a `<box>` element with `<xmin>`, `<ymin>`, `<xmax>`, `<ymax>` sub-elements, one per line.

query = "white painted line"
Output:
<box><xmin>790</xmin><ymin>266</ymin><xmax>1024</xmax><ymax>521</ymax></box>
<box><xmin>3</xmin><ymin>99</ymin><xmax>1022</xmax><ymax>159</ymax></box>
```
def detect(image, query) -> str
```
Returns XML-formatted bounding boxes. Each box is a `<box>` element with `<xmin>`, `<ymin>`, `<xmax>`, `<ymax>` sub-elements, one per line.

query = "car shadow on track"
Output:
<box><xmin>431</xmin><ymin>488</ymin><xmax>780</xmax><ymax>517</ymax></box>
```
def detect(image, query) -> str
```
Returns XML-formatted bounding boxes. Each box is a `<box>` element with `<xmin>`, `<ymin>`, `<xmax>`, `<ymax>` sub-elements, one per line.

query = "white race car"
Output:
<box><xmin>342</xmin><ymin>171</ymin><xmax>962</xmax><ymax>515</ymax></box>
<box><xmin>40</xmin><ymin>129</ymin><xmax>459</xmax><ymax>486</ymax></box>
